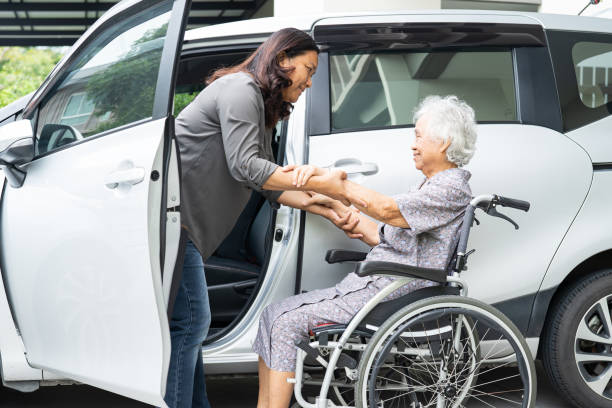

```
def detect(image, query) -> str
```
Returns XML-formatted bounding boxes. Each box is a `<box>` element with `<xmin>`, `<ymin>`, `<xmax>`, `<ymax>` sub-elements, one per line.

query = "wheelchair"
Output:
<box><xmin>290</xmin><ymin>194</ymin><xmax>537</xmax><ymax>408</ymax></box>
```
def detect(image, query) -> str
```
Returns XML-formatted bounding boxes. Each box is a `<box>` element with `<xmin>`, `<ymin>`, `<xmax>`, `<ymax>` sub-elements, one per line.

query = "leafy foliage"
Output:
<box><xmin>0</xmin><ymin>47</ymin><xmax>63</xmax><ymax>108</ymax></box>
<box><xmin>173</xmin><ymin>92</ymin><xmax>197</xmax><ymax>116</ymax></box>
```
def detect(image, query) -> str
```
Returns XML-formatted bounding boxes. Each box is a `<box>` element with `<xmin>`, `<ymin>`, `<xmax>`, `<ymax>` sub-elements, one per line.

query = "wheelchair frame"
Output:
<box><xmin>289</xmin><ymin>194</ymin><xmax>534</xmax><ymax>408</ymax></box>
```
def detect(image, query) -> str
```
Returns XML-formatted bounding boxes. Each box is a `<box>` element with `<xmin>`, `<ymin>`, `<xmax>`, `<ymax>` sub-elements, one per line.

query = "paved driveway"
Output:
<box><xmin>0</xmin><ymin>363</ymin><xmax>574</xmax><ymax>408</ymax></box>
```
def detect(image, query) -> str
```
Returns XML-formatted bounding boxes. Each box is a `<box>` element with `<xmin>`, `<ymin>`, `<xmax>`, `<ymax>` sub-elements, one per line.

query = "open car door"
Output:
<box><xmin>0</xmin><ymin>0</ymin><xmax>190</xmax><ymax>405</ymax></box>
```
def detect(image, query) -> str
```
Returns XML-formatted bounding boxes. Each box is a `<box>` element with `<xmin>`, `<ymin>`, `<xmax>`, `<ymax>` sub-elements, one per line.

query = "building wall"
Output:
<box><xmin>269</xmin><ymin>0</ymin><xmax>611</xmax><ymax>17</ymax></box>
<box><xmin>273</xmin><ymin>0</ymin><xmax>539</xmax><ymax>16</ymax></box>
<box><xmin>539</xmin><ymin>0</ymin><xmax>611</xmax><ymax>17</ymax></box>
<box><xmin>252</xmin><ymin>0</ymin><xmax>274</xmax><ymax>18</ymax></box>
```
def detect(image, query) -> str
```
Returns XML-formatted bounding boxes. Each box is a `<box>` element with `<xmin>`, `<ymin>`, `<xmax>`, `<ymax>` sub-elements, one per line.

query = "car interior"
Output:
<box><xmin>174</xmin><ymin>49</ymin><xmax>283</xmax><ymax>340</ymax></box>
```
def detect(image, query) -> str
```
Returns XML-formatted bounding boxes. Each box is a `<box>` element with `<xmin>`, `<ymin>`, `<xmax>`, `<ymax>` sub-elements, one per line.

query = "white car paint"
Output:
<box><xmin>1</xmin><ymin>118</ymin><xmax>172</xmax><ymax>407</ymax></box>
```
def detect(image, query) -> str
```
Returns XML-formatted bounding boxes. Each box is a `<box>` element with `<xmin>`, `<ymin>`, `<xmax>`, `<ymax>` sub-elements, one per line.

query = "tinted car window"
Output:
<box><xmin>35</xmin><ymin>1</ymin><xmax>172</xmax><ymax>155</ymax></box>
<box><xmin>548</xmin><ymin>30</ymin><xmax>612</xmax><ymax>132</ymax></box>
<box><xmin>330</xmin><ymin>50</ymin><xmax>517</xmax><ymax>132</ymax></box>
<box><xmin>572</xmin><ymin>41</ymin><xmax>612</xmax><ymax>109</ymax></box>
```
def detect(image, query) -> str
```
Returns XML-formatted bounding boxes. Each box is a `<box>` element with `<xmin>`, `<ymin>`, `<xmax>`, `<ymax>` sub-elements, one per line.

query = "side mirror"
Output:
<box><xmin>0</xmin><ymin>119</ymin><xmax>34</xmax><ymax>188</ymax></box>
<box><xmin>39</xmin><ymin>123</ymin><xmax>82</xmax><ymax>154</ymax></box>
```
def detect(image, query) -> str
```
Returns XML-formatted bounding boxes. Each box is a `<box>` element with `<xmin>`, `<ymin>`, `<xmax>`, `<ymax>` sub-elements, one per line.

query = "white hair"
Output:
<box><xmin>413</xmin><ymin>95</ymin><xmax>477</xmax><ymax>167</ymax></box>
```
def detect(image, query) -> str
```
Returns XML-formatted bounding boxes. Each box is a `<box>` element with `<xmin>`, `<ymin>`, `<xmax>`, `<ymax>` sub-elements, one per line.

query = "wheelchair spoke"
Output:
<box><xmin>466</xmin><ymin>393</ymin><xmax>498</xmax><ymax>408</ymax></box>
<box><xmin>360</xmin><ymin>303</ymin><xmax>534</xmax><ymax>408</ymax></box>
<box><xmin>383</xmin><ymin>364</ymin><xmax>433</xmax><ymax>389</ymax></box>
<box><xmin>451</xmin><ymin>317</ymin><xmax>478</xmax><ymax>371</ymax></box>
<box><xmin>469</xmin><ymin>374</ymin><xmax>522</xmax><ymax>392</ymax></box>
<box><xmin>468</xmin><ymin>388</ymin><xmax>525</xmax><ymax>405</ymax></box>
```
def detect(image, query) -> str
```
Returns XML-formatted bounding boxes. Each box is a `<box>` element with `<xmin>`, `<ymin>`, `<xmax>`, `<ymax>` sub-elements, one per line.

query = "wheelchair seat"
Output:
<box><xmin>360</xmin><ymin>285</ymin><xmax>460</xmax><ymax>327</ymax></box>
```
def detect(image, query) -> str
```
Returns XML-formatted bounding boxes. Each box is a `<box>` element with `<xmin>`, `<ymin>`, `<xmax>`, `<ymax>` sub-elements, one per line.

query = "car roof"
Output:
<box><xmin>184</xmin><ymin>9</ymin><xmax>612</xmax><ymax>44</ymax></box>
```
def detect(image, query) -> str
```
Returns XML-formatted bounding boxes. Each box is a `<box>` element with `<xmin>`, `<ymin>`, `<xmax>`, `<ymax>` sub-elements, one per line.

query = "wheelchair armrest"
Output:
<box><xmin>355</xmin><ymin>261</ymin><xmax>448</xmax><ymax>283</ymax></box>
<box><xmin>325</xmin><ymin>249</ymin><xmax>368</xmax><ymax>264</ymax></box>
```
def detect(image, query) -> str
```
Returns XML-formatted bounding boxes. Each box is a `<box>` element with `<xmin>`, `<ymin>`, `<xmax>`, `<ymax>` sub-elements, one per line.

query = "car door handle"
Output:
<box><xmin>104</xmin><ymin>167</ymin><xmax>145</xmax><ymax>189</ymax></box>
<box><xmin>331</xmin><ymin>158</ymin><xmax>379</xmax><ymax>176</ymax></box>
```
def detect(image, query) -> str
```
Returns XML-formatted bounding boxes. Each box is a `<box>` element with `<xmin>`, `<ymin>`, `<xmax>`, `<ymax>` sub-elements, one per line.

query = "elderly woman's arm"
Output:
<box><xmin>343</xmin><ymin>181</ymin><xmax>410</xmax><ymax>228</ymax></box>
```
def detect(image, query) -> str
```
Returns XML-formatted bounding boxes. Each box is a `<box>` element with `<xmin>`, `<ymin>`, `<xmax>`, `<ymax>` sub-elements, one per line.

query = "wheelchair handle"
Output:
<box><xmin>470</xmin><ymin>194</ymin><xmax>530</xmax><ymax>212</ymax></box>
<box><xmin>495</xmin><ymin>195</ymin><xmax>530</xmax><ymax>212</ymax></box>
<box><xmin>457</xmin><ymin>194</ymin><xmax>531</xmax><ymax>266</ymax></box>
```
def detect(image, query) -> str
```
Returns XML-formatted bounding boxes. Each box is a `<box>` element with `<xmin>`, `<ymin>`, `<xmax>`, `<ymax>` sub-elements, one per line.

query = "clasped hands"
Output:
<box><xmin>281</xmin><ymin>164</ymin><xmax>365</xmax><ymax>239</ymax></box>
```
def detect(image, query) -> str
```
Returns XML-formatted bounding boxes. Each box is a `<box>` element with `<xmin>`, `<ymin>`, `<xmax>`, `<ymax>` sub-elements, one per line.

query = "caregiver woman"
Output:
<box><xmin>166</xmin><ymin>28</ymin><xmax>353</xmax><ymax>408</ymax></box>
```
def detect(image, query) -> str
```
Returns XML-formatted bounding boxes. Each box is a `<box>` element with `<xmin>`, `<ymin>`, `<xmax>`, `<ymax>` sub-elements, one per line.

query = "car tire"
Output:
<box><xmin>542</xmin><ymin>269</ymin><xmax>612</xmax><ymax>408</ymax></box>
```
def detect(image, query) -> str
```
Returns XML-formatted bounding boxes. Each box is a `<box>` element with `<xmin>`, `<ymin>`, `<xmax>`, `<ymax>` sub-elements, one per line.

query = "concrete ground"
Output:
<box><xmin>0</xmin><ymin>362</ymin><xmax>575</xmax><ymax>408</ymax></box>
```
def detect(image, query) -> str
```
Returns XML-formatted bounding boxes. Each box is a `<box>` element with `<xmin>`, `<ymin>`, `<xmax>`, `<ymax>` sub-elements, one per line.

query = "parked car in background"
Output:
<box><xmin>0</xmin><ymin>1</ymin><xmax>611</xmax><ymax>407</ymax></box>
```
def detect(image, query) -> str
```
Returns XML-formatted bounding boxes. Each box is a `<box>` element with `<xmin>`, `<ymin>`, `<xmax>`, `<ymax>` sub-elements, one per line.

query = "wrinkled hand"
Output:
<box><xmin>316</xmin><ymin>169</ymin><xmax>351</xmax><ymax>205</ymax></box>
<box><xmin>328</xmin><ymin>208</ymin><xmax>362</xmax><ymax>238</ymax></box>
<box><xmin>281</xmin><ymin>164</ymin><xmax>327</xmax><ymax>188</ymax></box>
<box><xmin>304</xmin><ymin>192</ymin><xmax>363</xmax><ymax>238</ymax></box>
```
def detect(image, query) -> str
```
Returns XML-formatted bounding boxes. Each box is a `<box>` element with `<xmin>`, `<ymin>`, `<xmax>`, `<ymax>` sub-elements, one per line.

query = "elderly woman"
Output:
<box><xmin>253</xmin><ymin>95</ymin><xmax>478</xmax><ymax>408</ymax></box>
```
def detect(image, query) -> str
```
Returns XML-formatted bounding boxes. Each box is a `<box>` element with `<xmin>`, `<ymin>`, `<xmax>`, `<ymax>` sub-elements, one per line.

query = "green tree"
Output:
<box><xmin>0</xmin><ymin>47</ymin><xmax>63</xmax><ymax>107</ymax></box>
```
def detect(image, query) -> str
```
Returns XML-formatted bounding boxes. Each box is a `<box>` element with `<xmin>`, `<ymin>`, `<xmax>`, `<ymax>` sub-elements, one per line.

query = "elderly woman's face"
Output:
<box><xmin>412</xmin><ymin>114</ymin><xmax>451</xmax><ymax>175</ymax></box>
<box><xmin>279</xmin><ymin>50</ymin><xmax>318</xmax><ymax>103</ymax></box>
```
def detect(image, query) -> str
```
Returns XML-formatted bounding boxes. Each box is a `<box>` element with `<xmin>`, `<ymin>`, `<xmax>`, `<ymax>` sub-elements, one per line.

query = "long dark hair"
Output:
<box><xmin>207</xmin><ymin>28</ymin><xmax>319</xmax><ymax>128</ymax></box>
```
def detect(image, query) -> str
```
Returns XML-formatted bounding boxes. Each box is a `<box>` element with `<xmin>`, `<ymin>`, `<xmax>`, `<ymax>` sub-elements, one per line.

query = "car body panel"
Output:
<box><xmin>566</xmin><ymin>116</ymin><xmax>612</xmax><ymax>164</ymax></box>
<box><xmin>540</xmin><ymin>170</ymin><xmax>612</xmax><ymax>293</ymax></box>
<box><xmin>0</xmin><ymin>174</ymin><xmax>43</xmax><ymax>384</ymax></box>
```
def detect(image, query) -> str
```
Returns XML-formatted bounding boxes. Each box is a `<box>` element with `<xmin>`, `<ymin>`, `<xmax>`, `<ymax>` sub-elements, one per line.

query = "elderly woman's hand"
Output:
<box><xmin>304</xmin><ymin>192</ymin><xmax>361</xmax><ymax>232</ymax></box>
<box><xmin>332</xmin><ymin>210</ymin><xmax>361</xmax><ymax>233</ymax></box>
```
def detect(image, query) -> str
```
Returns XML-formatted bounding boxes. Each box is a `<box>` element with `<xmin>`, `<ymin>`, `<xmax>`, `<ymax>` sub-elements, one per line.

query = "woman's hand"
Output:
<box><xmin>281</xmin><ymin>164</ymin><xmax>327</xmax><ymax>188</ymax></box>
<box><xmin>302</xmin><ymin>192</ymin><xmax>337</xmax><ymax>209</ymax></box>
<box><xmin>314</xmin><ymin>169</ymin><xmax>353</xmax><ymax>206</ymax></box>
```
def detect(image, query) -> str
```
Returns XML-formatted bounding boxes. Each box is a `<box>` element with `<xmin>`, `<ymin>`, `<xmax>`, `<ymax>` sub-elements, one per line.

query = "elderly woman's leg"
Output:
<box><xmin>257</xmin><ymin>358</ymin><xmax>270</xmax><ymax>408</ymax></box>
<box><xmin>254</xmin><ymin>280</ymin><xmax>389</xmax><ymax>407</ymax></box>
<box><xmin>256</xmin><ymin>357</ymin><xmax>294</xmax><ymax>408</ymax></box>
<box><xmin>268</xmin><ymin>369</ymin><xmax>295</xmax><ymax>408</ymax></box>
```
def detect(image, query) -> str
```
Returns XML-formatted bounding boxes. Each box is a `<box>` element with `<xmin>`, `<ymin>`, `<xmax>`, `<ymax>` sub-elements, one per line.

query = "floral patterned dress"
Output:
<box><xmin>252</xmin><ymin>168</ymin><xmax>472</xmax><ymax>372</ymax></box>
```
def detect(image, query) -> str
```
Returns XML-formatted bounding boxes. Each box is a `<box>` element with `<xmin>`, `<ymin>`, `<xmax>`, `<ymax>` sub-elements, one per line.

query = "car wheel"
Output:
<box><xmin>542</xmin><ymin>269</ymin><xmax>612</xmax><ymax>408</ymax></box>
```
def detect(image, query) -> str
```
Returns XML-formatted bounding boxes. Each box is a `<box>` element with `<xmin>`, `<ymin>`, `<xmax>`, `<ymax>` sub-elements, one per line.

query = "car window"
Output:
<box><xmin>329</xmin><ymin>50</ymin><xmax>517</xmax><ymax>132</ymax></box>
<box><xmin>548</xmin><ymin>31</ymin><xmax>612</xmax><ymax>132</ymax></box>
<box><xmin>572</xmin><ymin>41</ymin><xmax>612</xmax><ymax>109</ymax></box>
<box><xmin>35</xmin><ymin>0</ymin><xmax>172</xmax><ymax>156</ymax></box>
<box><xmin>173</xmin><ymin>50</ymin><xmax>252</xmax><ymax>116</ymax></box>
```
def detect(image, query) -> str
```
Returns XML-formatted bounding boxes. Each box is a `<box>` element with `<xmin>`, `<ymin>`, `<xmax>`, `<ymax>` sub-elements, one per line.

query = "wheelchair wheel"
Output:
<box><xmin>355</xmin><ymin>295</ymin><xmax>536</xmax><ymax>408</ymax></box>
